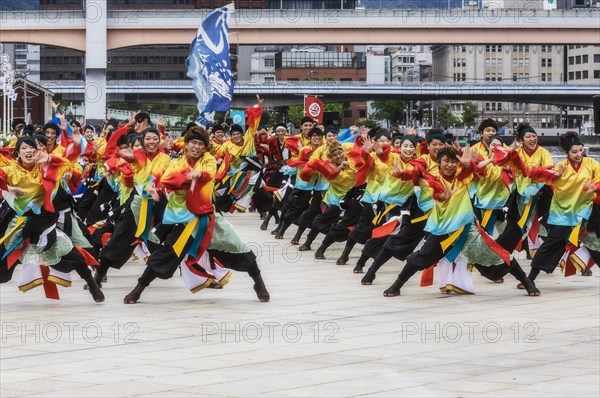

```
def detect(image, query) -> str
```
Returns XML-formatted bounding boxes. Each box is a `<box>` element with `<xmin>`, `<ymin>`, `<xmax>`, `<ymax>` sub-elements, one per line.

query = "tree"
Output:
<box><xmin>287</xmin><ymin>105</ymin><xmax>304</xmax><ymax>127</ymax></box>
<box><xmin>437</xmin><ymin>104</ymin><xmax>462</xmax><ymax>129</ymax></box>
<box><xmin>461</xmin><ymin>101</ymin><xmax>479</xmax><ymax>128</ymax></box>
<box><xmin>369</xmin><ymin>100</ymin><xmax>406</xmax><ymax>126</ymax></box>
<box><xmin>353</xmin><ymin>118</ymin><xmax>379</xmax><ymax>128</ymax></box>
<box><xmin>175</xmin><ymin>105</ymin><xmax>198</xmax><ymax>127</ymax></box>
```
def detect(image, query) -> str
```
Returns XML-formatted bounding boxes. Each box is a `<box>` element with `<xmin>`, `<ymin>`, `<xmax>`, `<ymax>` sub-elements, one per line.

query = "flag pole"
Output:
<box><xmin>303</xmin><ymin>94</ymin><xmax>307</xmax><ymax>117</ymax></box>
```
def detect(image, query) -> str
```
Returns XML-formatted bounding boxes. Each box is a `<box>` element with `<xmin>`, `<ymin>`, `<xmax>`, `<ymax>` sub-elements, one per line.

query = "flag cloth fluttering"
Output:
<box><xmin>186</xmin><ymin>4</ymin><xmax>235</xmax><ymax>128</ymax></box>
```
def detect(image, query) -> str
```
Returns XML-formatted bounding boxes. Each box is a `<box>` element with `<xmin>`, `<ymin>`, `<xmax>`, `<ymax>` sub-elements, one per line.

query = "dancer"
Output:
<box><xmin>123</xmin><ymin>126</ymin><xmax>270</xmax><ymax>303</ymax></box>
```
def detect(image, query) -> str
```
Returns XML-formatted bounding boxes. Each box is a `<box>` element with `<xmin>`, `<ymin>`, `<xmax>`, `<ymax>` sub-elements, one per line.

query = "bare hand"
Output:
<box><xmin>147</xmin><ymin>181</ymin><xmax>160</xmax><ymax>201</ymax></box>
<box><xmin>459</xmin><ymin>145</ymin><xmax>472</xmax><ymax>166</ymax></box>
<box><xmin>119</xmin><ymin>148</ymin><xmax>134</xmax><ymax>160</ymax></box>
<box><xmin>187</xmin><ymin>171</ymin><xmax>202</xmax><ymax>180</ymax></box>
<box><xmin>7</xmin><ymin>186</ymin><xmax>25</xmax><ymax>196</ymax></box>
<box><xmin>256</xmin><ymin>94</ymin><xmax>264</xmax><ymax>106</ymax></box>
<box><xmin>35</xmin><ymin>151</ymin><xmax>51</xmax><ymax>164</ymax></box>
<box><xmin>339</xmin><ymin>161</ymin><xmax>349</xmax><ymax>171</ymax></box>
<box><xmin>583</xmin><ymin>180</ymin><xmax>597</xmax><ymax>194</ymax></box>
<box><xmin>71</xmin><ymin>129</ymin><xmax>82</xmax><ymax>147</ymax></box>
<box><xmin>64</xmin><ymin>172</ymin><xmax>72</xmax><ymax>181</ymax></box>
<box><xmin>553</xmin><ymin>163</ymin><xmax>566</xmax><ymax>177</ymax></box>
<box><xmin>439</xmin><ymin>186</ymin><xmax>456</xmax><ymax>201</ymax></box>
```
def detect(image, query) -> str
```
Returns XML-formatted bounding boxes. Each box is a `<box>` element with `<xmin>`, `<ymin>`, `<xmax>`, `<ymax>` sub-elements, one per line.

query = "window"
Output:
<box><xmin>582</xmin><ymin>55</ymin><xmax>589</xmax><ymax>63</ymax></box>
<box><xmin>359</xmin><ymin>110</ymin><xmax>367</xmax><ymax>118</ymax></box>
<box><xmin>576</xmin><ymin>55</ymin><xmax>582</xmax><ymax>64</ymax></box>
<box><xmin>594</xmin><ymin>70</ymin><xmax>600</xmax><ymax>79</ymax></box>
<box><xmin>569</xmin><ymin>57</ymin><xmax>574</xmax><ymax>65</ymax></box>
<box><xmin>576</xmin><ymin>71</ymin><xmax>582</xmax><ymax>79</ymax></box>
<box><xmin>264</xmin><ymin>76</ymin><xmax>274</xmax><ymax>82</ymax></box>
<box><xmin>595</xmin><ymin>54</ymin><xmax>600</xmax><ymax>63</ymax></box>
<box><xmin>264</xmin><ymin>58</ymin><xmax>274</xmax><ymax>68</ymax></box>
<box><xmin>583</xmin><ymin>70</ymin><xmax>589</xmax><ymax>79</ymax></box>
<box><xmin>569</xmin><ymin>71</ymin><xmax>575</xmax><ymax>80</ymax></box>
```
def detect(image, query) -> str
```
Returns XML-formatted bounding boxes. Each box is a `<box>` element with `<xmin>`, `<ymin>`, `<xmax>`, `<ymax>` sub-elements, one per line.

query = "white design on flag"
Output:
<box><xmin>308</xmin><ymin>103</ymin><xmax>321</xmax><ymax>118</ymax></box>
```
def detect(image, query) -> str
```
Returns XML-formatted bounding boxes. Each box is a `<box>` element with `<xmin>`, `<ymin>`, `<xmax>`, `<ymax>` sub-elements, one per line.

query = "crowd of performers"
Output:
<box><xmin>244</xmin><ymin>116</ymin><xmax>599</xmax><ymax>297</ymax></box>
<box><xmin>0</xmin><ymin>99</ymin><xmax>269</xmax><ymax>303</ymax></box>
<box><xmin>1</xmin><ymin>97</ymin><xmax>599</xmax><ymax>304</ymax></box>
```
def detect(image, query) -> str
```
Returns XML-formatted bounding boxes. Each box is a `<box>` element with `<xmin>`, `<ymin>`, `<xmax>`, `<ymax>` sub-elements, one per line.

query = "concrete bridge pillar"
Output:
<box><xmin>84</xmin><ymin>0</ymin><xmax>107</xmax><ymax>126</ymax></box>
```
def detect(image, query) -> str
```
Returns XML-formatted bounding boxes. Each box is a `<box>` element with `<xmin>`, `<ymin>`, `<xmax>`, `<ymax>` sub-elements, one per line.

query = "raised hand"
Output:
<box><xmin>71</xmin><ymin>129</ymin><xmax>82</xmax><ymax>147</ymax></box>
<box><xmin>35</xmin><ymin>150</ymin><xmax>51</xmax><ymax>164</ymax></box>
<box><xmin>459</xmin><ymin>145</ymin><xmax>472</xmax><ymax>166</ymax></box>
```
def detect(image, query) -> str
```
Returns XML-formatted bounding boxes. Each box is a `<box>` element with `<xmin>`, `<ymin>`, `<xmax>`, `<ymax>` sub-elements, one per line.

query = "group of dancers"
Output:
<box><xmin>216</xmin><ymin>107</ymin><xmax>599</xmax><ymax>297</ymax></box>
<box><xmin>0</xmin><ymin>99</ymin><xmax>269</xmax><ymax>304</ymax></box>
<box><xmin>0</xmin><ymin>96</ymin><xmax>598</xmax><ymax>304</ymax></box>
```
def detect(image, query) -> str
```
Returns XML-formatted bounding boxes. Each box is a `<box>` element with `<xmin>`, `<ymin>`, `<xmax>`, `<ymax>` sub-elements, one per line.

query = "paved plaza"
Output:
<box><xmin>1</xmin><ymin>213</ymin><xmax>599</xmax><ymax>397</ymax></box>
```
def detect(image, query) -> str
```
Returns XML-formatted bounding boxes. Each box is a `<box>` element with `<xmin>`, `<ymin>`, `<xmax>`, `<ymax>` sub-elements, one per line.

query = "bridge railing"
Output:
<box><xmin>37</xmin><ymin>80</ymin><xmax>600</xmax><ymax>90</ymax></box>
<box><xmin>2</xmin><ymin>8</ymin><xmax>599</xmax><ymax>20</ymax></box>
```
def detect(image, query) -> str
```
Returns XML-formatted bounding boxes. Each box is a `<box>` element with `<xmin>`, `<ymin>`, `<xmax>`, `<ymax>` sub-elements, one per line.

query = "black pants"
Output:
<box><xmin>298</xmin><ymin>190</ymin><xmax>324</xmax><ymax>229</ymax></box>
<box><xmin>283</xmin><ymin>189</ymin><xmax>312</xmax><ymax>225</ymax></box>
<box><xmin>530</xmin><ymin>225</ymin><xmax>572</xmax><ymax>273</ymax></box>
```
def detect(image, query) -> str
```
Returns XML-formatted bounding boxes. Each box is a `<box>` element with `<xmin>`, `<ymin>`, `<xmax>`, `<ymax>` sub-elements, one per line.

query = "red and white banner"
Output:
<box><xmin>304</xmin><ymin>96</ymin><xmax>324</xmax><ymax>124</ymax></box>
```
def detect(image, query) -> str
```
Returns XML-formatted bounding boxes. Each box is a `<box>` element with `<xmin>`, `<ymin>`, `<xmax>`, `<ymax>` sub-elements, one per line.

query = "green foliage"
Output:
<box><xmin>461</xmin><ymin>101</ymin><xmax>479</xmax><ymax>128</ymax></box>
<box><xmin>175</xmin><ymin>105</ymin><xmax>198</xmax><ymax>126</ymax></box>
<box><xmin>353</xmin><ymin>118</ymin><xmax>378</xmax><ymax>128</ymax></box>
<box><xmin>369</xmin><ymin>100</ymin><xmax>406</xmax><ymax>125</ymax></box>
<box><xmin>437</xmin><ymin>104</ymin><xmax>462</xmax><ymax>129</ymax></box>
<box><xmin>287</xmin><ymin>105</ymin><xmax>304</xmax><ymax>127</ymax></box>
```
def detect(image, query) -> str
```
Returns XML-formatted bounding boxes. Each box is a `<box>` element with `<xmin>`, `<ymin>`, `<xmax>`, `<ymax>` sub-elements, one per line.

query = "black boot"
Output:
<box><xmin>299</xmin><ymin>229</ymin><xmax>319</xmax><ymax>251</ymax></box>
<box><xmin>75</xmin><ymin>264</ymin><xmax>105</xmax><ymax>302</ymax></box>
<box><xmin>260</xmin><ymin>214</ymin><xmax>272</xmax><ymax>231</ymax></box>
<box><xmin>291</xmin><ymin>226</ymin><xmax>306</xmax><ymax>245</ymax></box>
<box><xmin>353</xmin><ymin>254</ymin><xmax>369</xmax><ymax>274</ymax></box>
<box><xmin>124</xmin><ymin>283</ymin><xmax>146</xmax><ymax>304</ymax></box>
<box><xmin>383</xmin><ymin>266</ymin><xmax>419</xmax><ymax>297</ymax></box>
<box><xmin>361</xmin><ymin>260</ymin><xmax>383</xmax><ymax>285</ymax></box>
<box><xmin>582</xmin><ymin>265</ymin><xmax>593</xmax><ymax>276</ymax></box>
<box><xmin>78</xmin><ymin>268</ymin><xmax>105</xmax><ymax>302</ymax></box>
<box><xmin>274</xmin><ymin>221</ymin><xmax>291</xmax><ymax>239</ymax></box>
<box><xmin>251</xmin><ymin>273</ymin><xmax>270</xmax><ymax>302</ymax></box>
<box><xmin>336</xmin><ymin>241</ymin><xmax>355</xmax><ymax>265</ymax></box>
<box><xmin>315</xmin><ymin>235</ymin><xmax>335</xmax><ymax>260</ymax></box>
<box><xmin>84</xmin><ymin>265</ymin><xmax>108</xmax><ymax>290</ymax></box>
<box><xmin>510</xmin><ymin>260</ymin><xmax>540</xmax><ymax>296</ymax></box>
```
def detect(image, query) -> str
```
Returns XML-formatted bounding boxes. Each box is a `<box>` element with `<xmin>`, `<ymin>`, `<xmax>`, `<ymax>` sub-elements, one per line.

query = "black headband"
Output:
<box><xmin>427</xmin><ymin>132</ymin><xmax>445</xmax><ymax>144</ymax></box>
<box><xmin>400</xmin><ymin>136</ymin><xmax>417</xmax><ymax>147</ymax></box>
<box><xmin>563</xmin><ymin>137</ymin><xmax>583</xmax><ymax>151</ymax></box>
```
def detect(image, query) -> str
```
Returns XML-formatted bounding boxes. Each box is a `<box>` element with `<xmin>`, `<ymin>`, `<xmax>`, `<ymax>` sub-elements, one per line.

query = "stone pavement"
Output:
<box><xmin>1</xmin><ymin>213</ymin><xmax>599</xmax><ymax>397</ymax></box>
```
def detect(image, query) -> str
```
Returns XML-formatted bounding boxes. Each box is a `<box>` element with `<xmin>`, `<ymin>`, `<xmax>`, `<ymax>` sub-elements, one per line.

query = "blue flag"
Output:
<box><xmin>230</xmin><ymin>109</ymin><xmax>245</xmax><ymax>127</ymax></box>
<box><xmin>186</xmin><ymin>4</ymin><xmax>234</xmax><ymax>128</ymax></box>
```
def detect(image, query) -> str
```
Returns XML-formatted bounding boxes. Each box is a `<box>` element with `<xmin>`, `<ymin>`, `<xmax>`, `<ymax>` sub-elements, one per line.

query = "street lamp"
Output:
<box><xmin>15</xmin><ymin>69</ymin><xmax>30</xmax><ymax>123</ymax></box>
